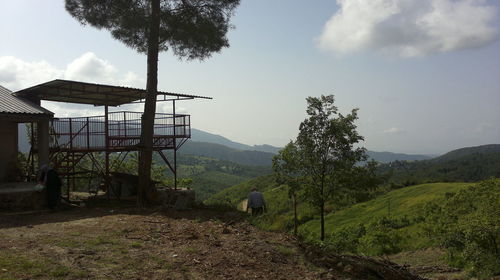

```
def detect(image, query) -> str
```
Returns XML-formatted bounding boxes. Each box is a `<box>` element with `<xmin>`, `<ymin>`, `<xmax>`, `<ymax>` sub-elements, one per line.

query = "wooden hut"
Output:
<box><xmin>0</xmin><ymin>84</ymin><xmax>53</xmax><ymax>182</ymax></box>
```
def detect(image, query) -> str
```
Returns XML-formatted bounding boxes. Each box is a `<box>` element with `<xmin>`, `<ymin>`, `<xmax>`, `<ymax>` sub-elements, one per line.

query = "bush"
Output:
<box><xmin>326</xmin><ymin>224</ymin><xmax>366</xmax><ymax>253</ymax></box>
<box><xmin>358</xmin><ymin>219</ymin><xmax>402</xmax><ymax>256</ymax></box>
<box><xmin>424</xmin><ymin>179</ymin><xmax>500</xmax><ymax>278</ymax></box>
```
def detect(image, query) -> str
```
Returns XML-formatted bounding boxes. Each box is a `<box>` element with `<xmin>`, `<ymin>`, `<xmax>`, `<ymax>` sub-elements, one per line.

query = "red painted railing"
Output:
<box><xmin>50</xmin><ymin>111</ymin><xmax>190</xmax><ymax>151</ymax></box>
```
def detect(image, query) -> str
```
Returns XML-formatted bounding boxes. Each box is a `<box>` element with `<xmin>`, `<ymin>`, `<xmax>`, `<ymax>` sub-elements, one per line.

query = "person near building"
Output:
<box><xmin>38</xmin><ymin>164</ymin><xmax>62</xmax><ymax>209</ymax></box>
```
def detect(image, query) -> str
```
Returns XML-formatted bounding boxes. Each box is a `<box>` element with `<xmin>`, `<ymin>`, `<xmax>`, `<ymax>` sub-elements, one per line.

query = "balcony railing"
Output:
<box><xmin>50</xmin><ymin>111</ymin><xmax>190</xmax><ymax>151</ymax></box>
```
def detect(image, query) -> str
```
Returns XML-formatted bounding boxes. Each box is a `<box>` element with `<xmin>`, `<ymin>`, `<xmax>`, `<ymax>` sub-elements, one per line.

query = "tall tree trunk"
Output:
<box><xmin>320</xmin><ymin>199</ymin><xmax>325</xmax><ymax>241</ymax></box>
<box><xmin>293</xmin><ymin>192</ymin><xmax>298</xmax><ymax>236</ymax></box>
<box><xmin>320</xmin><ymin>178</ymin><xmax>325</xmax><ymax>241</ymax></box>
<box><xmin>138</xmin><ymin>0</ymin><xmax>161</xmax><ymax>206</ymax></box>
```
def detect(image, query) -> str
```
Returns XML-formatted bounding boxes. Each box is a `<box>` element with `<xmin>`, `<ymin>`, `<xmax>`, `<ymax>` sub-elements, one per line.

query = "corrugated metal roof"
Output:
<box><xmin>0</xmin><ymin>84</ymin><xmax>53</xmax><ymax>116</ymax></box>
<box><xmin>15</xmin><ymin>79</ymin><xmax>212</xmax><ymax>106</ymax></box>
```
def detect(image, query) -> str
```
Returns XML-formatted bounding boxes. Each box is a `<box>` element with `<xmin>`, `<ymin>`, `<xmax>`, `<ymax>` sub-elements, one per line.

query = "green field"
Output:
<box><xmin>303</xmin><ymin>182</ymin><xmax>472</xmax><ymax>231</ymax></box>
<box><xmin>298</xmin><ymin>182</ymin><xmax>473</xmax><ymax>249</ymax></box>
<box><xmin>207</xmin><ymin>179</ymin><xmax>474</xmax><ymax>249</ymax></box>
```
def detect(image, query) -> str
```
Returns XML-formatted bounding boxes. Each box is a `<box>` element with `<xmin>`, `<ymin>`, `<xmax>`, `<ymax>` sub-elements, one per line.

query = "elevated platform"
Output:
<box><xmin>49</xmin><ymin>111</ymin><xmax>190</xmax><ymax>152</ymax></box>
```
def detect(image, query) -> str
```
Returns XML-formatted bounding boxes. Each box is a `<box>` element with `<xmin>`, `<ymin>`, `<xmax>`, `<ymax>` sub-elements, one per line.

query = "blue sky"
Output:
<box><xmin>1</xmin><ymin>0</ymin><xmax>499</xmax><ymax>154</ymax></box>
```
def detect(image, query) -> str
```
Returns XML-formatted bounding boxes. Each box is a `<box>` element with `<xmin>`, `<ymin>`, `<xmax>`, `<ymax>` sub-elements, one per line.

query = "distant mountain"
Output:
<box><xmin>191</xmin><ymin>128</ymin><xmax>281</xmax><ymax>154</ymax></box>
<box><xmin>378</xmin><ymin>144</ymin><xmax>500</xmax><ymax>184</ymax></box>
<box><xmin>179</xmin><ymin>141</ymin><xmax>274</xmax><ymax>166</ymax></box>
<box><xmin>367</xmin><ymin>151</ymin><xmax>433</xmax><ymax>163</ymax></box>
<box><xmin>191</xmin><ymin>128</ymin><xmax>437</xmax><ymax>161</ymax></box>
<box><xmin>431</xmin><ymin>144</ymin><xmax>500</xmax><ymax>162</ymax></box>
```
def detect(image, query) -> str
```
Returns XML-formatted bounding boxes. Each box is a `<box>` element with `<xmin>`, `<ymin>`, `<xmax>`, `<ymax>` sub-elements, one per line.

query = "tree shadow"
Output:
<box><xmin>0</xmin><ymin>198</ymin><xmax>247</xmax><ymax>230</ymax></box>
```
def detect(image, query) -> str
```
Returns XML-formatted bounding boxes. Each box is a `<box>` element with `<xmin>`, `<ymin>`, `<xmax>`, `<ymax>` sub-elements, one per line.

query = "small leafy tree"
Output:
<box><xmin>272</xmin><ymin>141</ymin><xmax>303</xmax><ymax>235</ymax></box>
<box><xmin>65</xmin><ymin>0</ymin><xmax>240</xmax><ymax>205</ymax></box>
<box><xmin>296</xmin><ymin>95</ymin><xmax>366</xmax><ymax>241</ymax></box>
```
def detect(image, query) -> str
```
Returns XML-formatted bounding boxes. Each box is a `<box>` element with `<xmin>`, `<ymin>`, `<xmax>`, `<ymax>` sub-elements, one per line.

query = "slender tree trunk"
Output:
<box><xmin>138</xmin><ymin>0</ymin><xmax>161</xmax><ymax>206</ymax></box>
<box><xmin>320</xmin><ymin>199</ymin><xmax>325</xmax><ymax>241</ymax></box>
<box><xmin>293</xmin><ymin>192</ymin><xmax>298</xmax><ymax>236</ymax></box>
<box><xmin>320</xmin><ymin>177</ymin><xmax>325</xmax><ymax>241</ymax></box>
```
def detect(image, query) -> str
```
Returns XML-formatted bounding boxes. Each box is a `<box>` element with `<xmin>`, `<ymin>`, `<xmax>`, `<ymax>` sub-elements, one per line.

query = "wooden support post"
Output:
<box><xmin>37</xmin><ymin>119</ymin><xmax>50</xmax><ymax>169</ymax></box>
<box><xmin>105</xmin><ymin>105</ymin><xmax>110</xmax><ymax>199</ymax></box>
<box><xmin>173</xmin><ymin>100</ymin><xmax>177</xmax><ymax>190</ymax></box>
<box><xmin>86</xmin><ymin>117</ymin><xmax>90</xmax><ymax>150</ymax></box>
<box><xmin>67</xmin><ymin>118</ymin><xmax>73</xmax><ymax>200</ymax></box>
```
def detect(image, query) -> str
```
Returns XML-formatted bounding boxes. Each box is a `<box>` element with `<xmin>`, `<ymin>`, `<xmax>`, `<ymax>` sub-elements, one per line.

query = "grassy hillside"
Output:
<box><xmin>298</xmin><ymin>182</ymin><xmax>472</xmax><ymax>244</ymax></box>
<box><xmin>204</xmin><ymin>174</ymin><xmax>277</xmax><ymax>206</ymax></box>
<box><xmin>207</xmin><ymin>178</ymin><xmax>475</xmax><ymax>250</ymax></box>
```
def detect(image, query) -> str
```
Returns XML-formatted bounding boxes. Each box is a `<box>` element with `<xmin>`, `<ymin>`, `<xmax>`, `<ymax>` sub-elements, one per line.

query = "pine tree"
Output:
<box><xmin>65</xmin><ymin>0</ymin><xmax>240</xmax><ymax>205</ymax></box>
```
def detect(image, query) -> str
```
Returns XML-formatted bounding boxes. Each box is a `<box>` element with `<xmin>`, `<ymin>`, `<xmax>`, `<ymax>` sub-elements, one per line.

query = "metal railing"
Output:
<box><xmin>50</xmin><ymin>111</ymin><xmax>190</xmax><ymax>151</ymax></box>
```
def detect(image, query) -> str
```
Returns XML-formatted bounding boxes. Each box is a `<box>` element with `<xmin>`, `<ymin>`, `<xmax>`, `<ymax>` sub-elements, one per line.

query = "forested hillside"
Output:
<box><xmin>157</xmin><ymin>153</ymin><xmax>271</xmax><ymax>201</ymax></box>
<box><xmin>378</xmin><ymin>144</ymin><xmax>500</xmax><ymax>186</ymax></box>
<box><xmin>178</xmin><ymin>141</ymin><xmax>274</xmax><ymax>166</ymax></box>
<box><xmin>176</xmin><ymin>155</ymin><xmax>271</xmax><ymax>201</ymax></box>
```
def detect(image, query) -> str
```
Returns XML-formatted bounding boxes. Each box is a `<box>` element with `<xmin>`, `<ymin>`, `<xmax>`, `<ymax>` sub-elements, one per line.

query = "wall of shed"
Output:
<box><xmin>0</xmin><ymin>120</ymin><xmax>19</xmax><ymax>182</ymax></box>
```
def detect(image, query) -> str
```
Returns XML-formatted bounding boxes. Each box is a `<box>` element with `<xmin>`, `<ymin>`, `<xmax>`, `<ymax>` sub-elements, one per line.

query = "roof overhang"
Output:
<box><xmin>15</xmin><ymin>79</ymin><xmax>212</xmax><ymax>107</ymax></box>
<box><xmin>0</xmin><ymin>113</ymin><xmax>53</xmax><ymax>122</ymax></box>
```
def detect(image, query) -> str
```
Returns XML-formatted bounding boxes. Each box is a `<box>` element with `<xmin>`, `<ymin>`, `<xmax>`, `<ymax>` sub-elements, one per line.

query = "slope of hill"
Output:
<box><xmin>366</xmin><ymin>151</ymin><xmax>433</xmax><ymax>163</ymax></box>
<box><xmin>378</xmin><ymin>144</ymin><xmax>500</xmax><ymax>185</ymax></box>
<box><xmin>158</xmin><ymin>154</ymin><xmax>272</xmax><ymax>201</ymax></box>
<box><xmin>179</xmin><ymin>141</ymin><xmax>274</xmax><ymax>166</ymax></box>
<box><xmin>431</xmin><ymin>143</ymin><xmax>500</xmax><ymax>162</ymax></box>
<box><xmin>204</xmin><ymin>174</ymin><xmax>277</xmax><ymax>206</ymax></box>
<box><xmin>191</xmin><ymin>128</ymin><xmax>281</xmax><ymax>154</ymax></box>
<box><xmin>207</xmin><ymin>179</ymin><xmax>473</xmax><ymax>250</ymax></box>
<box><xmin>298</xmin><ymin>182</ymin><xmax>472</xmax><ymax>243</ymax></box>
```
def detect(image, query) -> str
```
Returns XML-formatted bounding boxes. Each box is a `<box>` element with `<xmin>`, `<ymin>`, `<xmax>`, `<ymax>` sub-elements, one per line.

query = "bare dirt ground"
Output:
<box><xmin>0</xmin><ymin>203</ymin><xmax>423</xmax><ymax>280</ymax></box>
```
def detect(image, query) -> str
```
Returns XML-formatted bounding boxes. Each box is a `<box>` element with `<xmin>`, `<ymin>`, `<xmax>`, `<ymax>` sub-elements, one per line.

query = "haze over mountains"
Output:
<box><xmin>19</xmin><ymin>124</ymin><xmax>499</xmax><ymax>166</ymax></box>
<box><xmin>191</xmin><ymin>128</ymin><xmax>281</xmax><ymax>154</ymax></box>
<box><xmin>190</xmin><ymin>128</ymin><xmax>434</xmax><ymax>164</ymax></box>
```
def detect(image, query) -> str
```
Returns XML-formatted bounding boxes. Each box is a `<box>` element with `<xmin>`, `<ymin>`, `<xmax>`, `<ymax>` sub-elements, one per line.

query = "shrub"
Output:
<box><xmin>358</xmin><ymin>220</ymin><xmax>402</xmax><ymax>256</ymax></box>
<box><xmin>327</xmin><ymin>224</ymin><xmax>365</xmax><ymax>253</ymax></box>
<box><xmin>424</xmin><ymin>179</ymin><xmax>500</xmax><ymax>278</ymax></box>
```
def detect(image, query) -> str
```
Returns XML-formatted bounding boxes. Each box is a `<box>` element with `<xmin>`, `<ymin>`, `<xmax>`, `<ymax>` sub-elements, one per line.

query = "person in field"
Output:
<box><xmin>246</xmin><ymin>187</ymin><xmax>266</xmax><ymax>216</ymax></box>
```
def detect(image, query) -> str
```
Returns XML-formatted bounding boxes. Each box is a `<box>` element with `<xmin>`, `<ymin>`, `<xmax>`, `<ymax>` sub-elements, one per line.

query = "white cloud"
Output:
<box><xmin>0</xmin><ymin>52</ymin><xmax>145</xmax><ymax>91</ymax></box>
<box><xmin>318</xmin><ymin>0</ymin><xmax>499</xmax><ymax>57</ymax></box>
<box><xmin>0</xmin><ymin>52</ymin><xmax>147</xmax><ymax>117</ymax></box>
<box><xmin>41</xmin><ymin>101</ymin><xmax>103</xmax><ymax>118</ymax></box>
<box><xmin>383</xmin><ymin>127</ymin><xmax>406</xmax><ymax>134</ymax></box>
<box><xmin>0</xmin><ymin>56</ymin><xmax>63</xmax><ymax>90</ymax></box>
<box><xmin>65</xmin><ymin>52</ymin><xmax>118</xmax><ymax>83</ymax></box>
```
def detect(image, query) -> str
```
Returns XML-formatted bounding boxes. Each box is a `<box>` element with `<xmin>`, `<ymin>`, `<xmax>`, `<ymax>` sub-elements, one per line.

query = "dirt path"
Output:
<box><xmin>0</xmin><ymin>207</ymin><xmax>326</xmax><ymax>280</ymax></box>
<box><xmin>0</xmin><ymin>206</ymin><xmax>428</xmax><ymax>280</ymax></box>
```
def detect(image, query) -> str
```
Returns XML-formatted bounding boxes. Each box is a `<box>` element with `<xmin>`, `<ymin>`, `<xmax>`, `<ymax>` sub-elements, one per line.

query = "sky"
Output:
<box><xmin>1</xmin><ymin>0</ymin><xmax>499</xmax><ymax>155</ymax></box>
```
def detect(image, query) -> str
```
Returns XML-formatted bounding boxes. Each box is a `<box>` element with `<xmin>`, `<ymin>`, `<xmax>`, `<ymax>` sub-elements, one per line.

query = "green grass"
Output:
<box><xmin>208</xmin><ymin>174</ymin><xmax>485</xmax><ymax>254</ymax></box>
<box><xmin>204</xmin><ymin>174</ymin><xmax>277</xmax><ymax>205</ymax></box>
<box><xmin>0</xmin><ymin>251</ymin><xmax>83</xmax><ymax>279</ymax></box>
<box><xmin>275</xmin><ymin>244</ymin><xmax>296</xmax><ymax>256</ymax></box>
<box><xmin>298</xmin><ymin>182</ymin><xmax>472</xmax><ymax>248</ymax></box>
